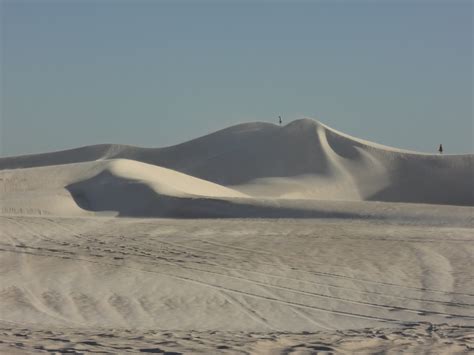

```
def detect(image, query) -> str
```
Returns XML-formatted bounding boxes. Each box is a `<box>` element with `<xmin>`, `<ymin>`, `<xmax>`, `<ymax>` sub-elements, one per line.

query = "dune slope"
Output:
<box><xmin>0</xmin><ymin>159</ymin><xmax>247</xmax><ymax>217</ymax></box>
<box><xmin>0</xmin><ymin>118</ymin><xmax>472</xmax><ymax>206</ymax></box>
<box><xmin>1</xmin><ymin>156</ymin><xmax>472</xmax><ymax>220</ymax></box>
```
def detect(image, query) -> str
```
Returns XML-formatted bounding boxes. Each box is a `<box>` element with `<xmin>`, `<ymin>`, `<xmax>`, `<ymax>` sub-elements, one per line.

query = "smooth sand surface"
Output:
<box><xmin>0</xmin><ymin>215</ymin><xmax>473</xmax><ymax>353</ymax></box>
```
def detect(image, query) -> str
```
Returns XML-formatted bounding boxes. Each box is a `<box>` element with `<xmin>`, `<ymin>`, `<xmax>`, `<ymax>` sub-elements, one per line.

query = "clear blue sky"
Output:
<box><xmin>1</xmin><ymin>0</ymin><xmax>472</xmax><ymax>156</ymax></box>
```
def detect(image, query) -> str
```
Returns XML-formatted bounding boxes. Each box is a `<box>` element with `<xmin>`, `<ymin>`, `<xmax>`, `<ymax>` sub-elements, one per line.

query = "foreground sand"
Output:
<box><xmin>1</xmin><ymin>119</ymin><xmax>472</xmax><ymax>353</ymax></box>
<box><xmin>1</xmin><ymin>322</ymin><xmax>472</xmax><ymax>354</ymax></box>
<box><xmin>1</xmin><ymin>212</ymin><xmax>473</xmax><ymax>353</ymax></box>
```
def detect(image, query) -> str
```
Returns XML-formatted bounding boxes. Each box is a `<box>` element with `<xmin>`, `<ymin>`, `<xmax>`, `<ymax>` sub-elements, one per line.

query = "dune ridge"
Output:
<box><xmin>0</xmin><ymin>119</ymin><xmax>472</xmax><ymax>214</ymax></box>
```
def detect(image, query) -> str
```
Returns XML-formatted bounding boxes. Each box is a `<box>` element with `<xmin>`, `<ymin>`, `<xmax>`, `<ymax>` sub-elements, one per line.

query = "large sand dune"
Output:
<box><xmin>1</xmin><ymin>119</ymin><xmax>473</xmax><ymax>353</ymax></box>
<box><xmin>1</xmin><ymin>118</ymin><xmax>472</xmax><ymax>208</ymax></box>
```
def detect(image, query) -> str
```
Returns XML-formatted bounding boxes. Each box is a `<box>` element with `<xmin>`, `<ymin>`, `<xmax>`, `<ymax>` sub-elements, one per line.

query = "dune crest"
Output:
<box><xmin>0</xmin><ymin>118</ymin><xmax>472</xmax><ymax>212</ymax></box>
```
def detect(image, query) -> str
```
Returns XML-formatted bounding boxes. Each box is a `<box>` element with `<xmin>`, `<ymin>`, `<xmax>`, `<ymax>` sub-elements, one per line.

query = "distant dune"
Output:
<box><xmin>0</xmin><ymin>119</ymin><xmax>472</xmax><ymax>218</ymax></box>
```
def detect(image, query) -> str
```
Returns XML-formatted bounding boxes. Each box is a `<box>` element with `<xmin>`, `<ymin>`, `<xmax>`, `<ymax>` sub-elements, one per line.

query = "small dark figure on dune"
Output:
<box><xmin>438</xmin><ymin>144</ymin><xmax>443</xmax><ymax>154</ymax></box>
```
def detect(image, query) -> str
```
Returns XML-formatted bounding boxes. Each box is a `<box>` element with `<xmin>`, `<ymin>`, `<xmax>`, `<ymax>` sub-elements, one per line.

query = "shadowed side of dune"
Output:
<box><xmin>66</xmin><ymin>171</ymin><xmax>360</xmax><ymax>219</ymax></box>
<box><xmin>137</xmin><ymin>121</ymin><xmax>331</xmax><ymax>186</ymax></box>
<box><xmin>368</xmin><ymin>168</ymin><xmax>474</xmax><ymax>206</ymax></box>
<box><xmin>64</xmin><ymin>169</ymin><xmax>473</xmax><ymax>224</ymax></box>
<box><xmin>366</xmin><ymin>155</ymin><xmax>474</xmax><ymax>206</ymax></box>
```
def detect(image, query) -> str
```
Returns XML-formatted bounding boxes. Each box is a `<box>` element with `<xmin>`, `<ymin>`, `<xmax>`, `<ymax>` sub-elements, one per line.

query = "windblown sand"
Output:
<box><xmin>1</xmin><ymin>216</ymin><xmax>473</xmax><ymax>353</ymax></box>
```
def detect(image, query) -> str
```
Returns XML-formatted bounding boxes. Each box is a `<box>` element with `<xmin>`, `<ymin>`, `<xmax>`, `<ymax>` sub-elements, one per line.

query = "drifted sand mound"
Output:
<box><xmin>1</xmin><ymin>118</ymin><xmax>472</xmax><ymax>206</ymax></box>
<box><xmin>1</xmin><ymin>157</ymin><xmax>472</xmax><ymax>220</ymax></box>
<box><xmin>0</xmin><ymin>159</ymin><xmax>247</xmax><ymax>217</ymax></box>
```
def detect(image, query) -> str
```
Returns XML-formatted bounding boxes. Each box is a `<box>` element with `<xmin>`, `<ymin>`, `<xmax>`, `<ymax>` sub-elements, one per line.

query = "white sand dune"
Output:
<box><xmin>1</xmin><ymin>118</ymin><xmax>472</xmax><ymax>207</ymax></box>
<box><xmin>1</xmin><ymin>119</ymin><xmax>473</xmax><ymax>353</ymax></box>
<box><xmin>0</xmin><ymin>159</ymin><xmax>247</xmax><ymax>217</ymax></box>
<box><xmin>1</xmin><ymin>156</ymin><xmax>473</xmax><ymax>221</ymax></box>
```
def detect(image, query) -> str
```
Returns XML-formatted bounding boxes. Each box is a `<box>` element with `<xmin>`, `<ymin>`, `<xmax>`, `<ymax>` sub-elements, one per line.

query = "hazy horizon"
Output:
<box><xmin>1</xmin><ymin>0</ymin><xmax>472</xmax><ymax>156</ymax></box>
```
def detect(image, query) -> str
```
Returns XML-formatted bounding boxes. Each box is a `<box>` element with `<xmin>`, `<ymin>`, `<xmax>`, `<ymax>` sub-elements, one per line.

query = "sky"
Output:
<box><xmin>1</xmin><ymin>0</ymin><xmax>472</xmax><ymax>156</ymax></box>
